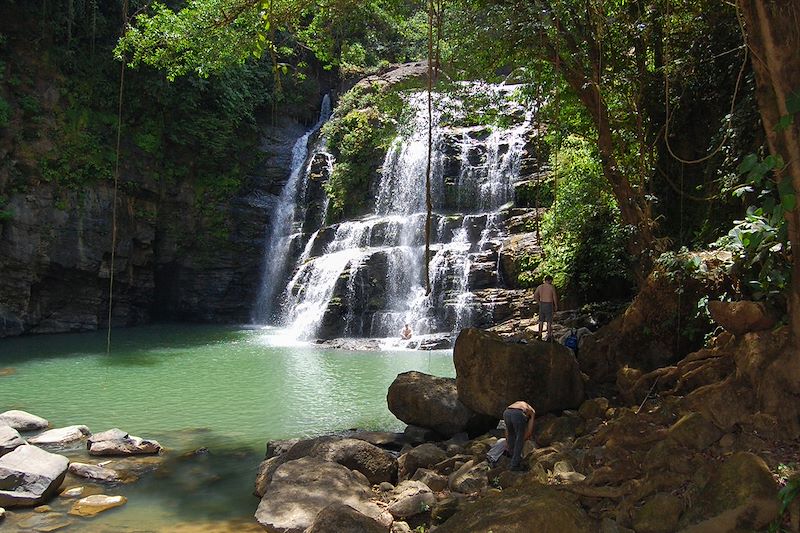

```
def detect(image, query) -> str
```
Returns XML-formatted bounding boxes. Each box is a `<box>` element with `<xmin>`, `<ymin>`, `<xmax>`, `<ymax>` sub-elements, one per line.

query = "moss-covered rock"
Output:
<box><xmin>632</xmin><ymin>492</ymin><xmax>683</xmax><ymax>533</ymax></box>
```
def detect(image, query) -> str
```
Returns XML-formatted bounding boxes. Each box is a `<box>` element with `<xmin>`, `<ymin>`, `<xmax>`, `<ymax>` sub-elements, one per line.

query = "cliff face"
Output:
<box><xmin>0</xmin><ymin>3</ymin><xmax>330</xmax><ymax>337</ymax></box>
<box><xmin>0</xmin><ymin>116</ymin><xmax>312</xmax><ymax>337</ymax></box>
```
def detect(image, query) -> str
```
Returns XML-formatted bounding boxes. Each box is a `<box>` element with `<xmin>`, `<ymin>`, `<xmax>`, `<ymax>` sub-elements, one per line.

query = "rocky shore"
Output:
<box><xmin>0</xmin><ymin>410</ymin><xmax>162</xmax><ymax>530</ymax></box>
<box><xmin>252</xmin><ymin>258</ymin><xmax>796</xmax><ymax>533</ymax></box>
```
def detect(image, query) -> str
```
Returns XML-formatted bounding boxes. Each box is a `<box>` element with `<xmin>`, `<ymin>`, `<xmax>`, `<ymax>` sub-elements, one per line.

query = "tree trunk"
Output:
<box><xmin>737</xmin><ymin>0</ymin><xmax>800</xmax><ymax>348</ymax></box>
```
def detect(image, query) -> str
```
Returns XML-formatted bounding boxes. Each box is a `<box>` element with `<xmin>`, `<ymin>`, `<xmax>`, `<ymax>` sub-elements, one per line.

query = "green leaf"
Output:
<box><xmin>738</xmin><ymin>154</ymin><xmax>758</xmax><ymax>175</ymax></box>
<box><xmin>782</xmin><ymin>192</ymin><xmax>796</xmax><ymax>212</ymax></box>
<box><xmin>787</xmin><ymin>90</ymin><xmax>800</xmax><ymax>115</ymax></box>
<box><xmin>774</xmin><ymin>114</ymin><xmax>794</xmax><ymax>132</ymax></box>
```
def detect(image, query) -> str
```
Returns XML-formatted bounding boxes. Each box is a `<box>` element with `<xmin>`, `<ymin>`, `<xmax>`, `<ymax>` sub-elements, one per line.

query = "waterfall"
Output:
<box><xmin>252</xmin><ymin>95</ymin><xmax>331</xmax><ymax>324</ymax></box>
<box><xmin>270</xmin><ymin>84</ymin><xmax>534</xmax><ymax>341</ymax></box>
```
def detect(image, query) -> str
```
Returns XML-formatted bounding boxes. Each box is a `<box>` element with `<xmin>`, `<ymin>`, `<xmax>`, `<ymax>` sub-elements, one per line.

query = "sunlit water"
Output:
<box><xmin>0</xmin><ymin>324</ymin><xmax>454</xmax><ymax>531</ymax></box>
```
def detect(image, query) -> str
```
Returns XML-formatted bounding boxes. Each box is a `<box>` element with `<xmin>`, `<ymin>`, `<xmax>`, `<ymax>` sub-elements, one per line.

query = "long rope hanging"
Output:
<box><xmin>663</xmin><ymin>0</ymin><xmax>749</xmax><ymax>166</ymax></box>
<box><xmin>107</xmin><ymin>0</ymin><xmax>128</xmax><ymax>355</ymax></box>
<box><xmin>424</xmin><ymin>0</ymin><xmax>435</xmax><ymax>295</ymax></box>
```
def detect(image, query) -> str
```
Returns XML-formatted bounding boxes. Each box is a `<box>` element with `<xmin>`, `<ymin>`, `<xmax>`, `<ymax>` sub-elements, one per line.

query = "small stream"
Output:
<box><xmin>0</xmin><ymin>324</ymin><xmax>454</xmax><ymax>531</ymax></box>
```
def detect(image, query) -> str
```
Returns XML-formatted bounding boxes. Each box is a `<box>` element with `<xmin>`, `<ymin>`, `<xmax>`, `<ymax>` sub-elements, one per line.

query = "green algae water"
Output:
<box><xmin>0</xmin><ymin>324</ymin><xmax>455</xmax><ymax>532</ymax></box>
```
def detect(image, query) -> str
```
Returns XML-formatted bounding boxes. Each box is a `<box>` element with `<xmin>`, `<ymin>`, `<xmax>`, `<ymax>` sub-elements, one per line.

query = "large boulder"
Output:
<box><xmin>0</xmin><ymin>445</ymin><xmax>69</xmax><ymax>507</ymax></box>
<box><xmin>678</xmin><ymin>452</ymin><xmax>778</xmax><ymax>531</ymax></box>
<box><xmin>255</xmin><ymin>436</ymin><xmax>397</xmax><ymax>497</ymax></box>
<box><xmin>387</xmin><ymin>372</ymin><xmax>497</xmax><ymax>438</ymax></box>
<box><xmin>0</xmin><ymin>426</ymin><xmax>25</xmax><ymax>457</ymax></box>
<box><xmin>0</xmin><ymin>410</ymin><xmax>49</xmax><ymax>432</ymax></box>
<box><xmin>385</xmin><ymin>480</ymin><xmax>436</xmax><ymax>520</ymax></box>
<box><xmin>304</xmin><ymin>503</ymin><xmax>388</xmax><ymax>533</ymax></box>
<box><xmin>453</xmin><ymin>328</ymin><xmax>584</xmax><ymax>418</ymax></box>
<box><xmin>397</xmin><ymin>443</ymin><xmax>448</xmax><ymax>480</ymax></box>
<box><xmin>255</xmin><ymin>456</ymin><xmax>392</xmax><ymax>533</ymax></box>
<box><xmin>708</xmin><ymin>300</ymin><xmax>778</xmax><ymax>336</ymax></box>
<box><xmin>87</xmin><ymin>428</ymin><xmax>161</xmax><ymax>456</ymax></box>
<box><xmin>28</xmin><ymin>425</ymin><xmax>91</xmax><ymax>446</ymax></box>
<box><xmin>433</xmin><ymin>484</ymin><xmax>594</xmax><ymax>532</ymax></box>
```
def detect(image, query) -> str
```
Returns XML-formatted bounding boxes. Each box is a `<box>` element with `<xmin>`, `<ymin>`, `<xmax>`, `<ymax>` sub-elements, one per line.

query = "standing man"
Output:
<box><xmin>503</xmin><ymin>400</ymin><xmax>535</xmax><ymax>471</ymax></box>
<box><xmin>533</xmin><ymin>275</ymin><xmax>558</xmax><ymax>341</ymax></box>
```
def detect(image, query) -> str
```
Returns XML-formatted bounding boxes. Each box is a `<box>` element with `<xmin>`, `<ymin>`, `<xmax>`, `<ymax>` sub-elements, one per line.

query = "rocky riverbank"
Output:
<box><xmin>252</xmin><ymin>258</ymin><xmax>796</xmax><ymax>532</ymax></box>
<box><xmin>0</xmin><ymin>410</ymin><xmax>164</xmax><ymax>530</ymax></box>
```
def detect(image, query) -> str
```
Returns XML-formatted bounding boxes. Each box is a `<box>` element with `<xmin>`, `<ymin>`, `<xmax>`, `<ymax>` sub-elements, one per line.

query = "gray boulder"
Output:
<box><xmin>87</xmin><ymin>428</ymin><xmax>161</xmax><ymax>456</ymax></box>
<box><xmin>387</xmin><ymin>371</ymin><xmax>496</xmax><ymax>438</ymax></box>
<box><xmin>0</xmin><ymin>426</ymin><xmax>25</xmax><ymax>457</ymax></box>
<box><xmin>304</xmin><ymin>503</ymin><xmax>388</xmax><ymax>533</ymax></box>
<box><xmin>68</xmin><ymin>462</ymin><xmax>121</xmax><ymax>483</ymax></box>
<box><xmin>454</xmin><ymin>328</ymin><xmax>584</xmax><ymax>417</ymax></box>
<box><xmin>385</xmin><ymin>480</ymin><xmax>436</xmax><ymax>520</ymax></box>
<box><xmin>255</xmin><ymin>436</ymin><xmax>397</xmax><ymax>497</ymax></box>
<box><xmin>255</xmin><ymin>456</ymin><xmax>392</xmax><ymax>533</ymax></box>
<box><xmin>448</xmin><ymin>459</ymin><xmax>489</xmax><ymax>494</ymax></box>
<box><xmin>28</xmin><ymin>425</ymin><xmax>91</xmax><ymax>446</ymax></box>
<box><xmin>0</xmin><ymin>445</ymin><xmax>69</xmax><ymax>507</ymax></box>
<box><xmin>0</xmin><ymin>410</ymin><xmax>49</xmax><ymax>432</ymax></box>
<box><xmin>397</xmin><ymin>443</ymin><xmax>447</xmax><ymax>481</ymax></box>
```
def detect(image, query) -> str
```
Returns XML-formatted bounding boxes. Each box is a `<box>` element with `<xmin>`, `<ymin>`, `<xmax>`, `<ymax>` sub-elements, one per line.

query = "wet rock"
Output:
<box><xmin>68</xmin><ymin>462</ymin><xmax>121</xmax><ymax>483</ymax></box>
<box><xmin>0</xmin><ymin>445</ymin><xmax>69</xmax><ymax>507</ymax></box>
<box><xmin>454</xmin><ymin>328</ymin><xmax>584</xmax><ymax>417</ymax></box>
<box><xmin>0</xmin><ymin>410</ymin><xmax>49</xmax><ymax>432</ymax></box>
<box><xmin>87</xmin><ymin>428</ymin><xmax>161</xmax><ymax>456</ymax></box>
<box><xmin>255</xmin><ymin>457</ymin><xmax>391</xmax><ymax>533</ymax></box>
<box><xmin>16</xmin><ymin>511</ymin><xmax>72</xmax><ymax>531</ymax></box>
<box><xmin>415</xmin><ymin>334</ymin><xmax>453</xmax><ymax>351</ymax></box>
<box><xmin>633</xmin><ymin>492</ymin><xmax>682</xmax><ymax>533</ymax></box>
<box><xmin>397</xmin><ymin>443</ymin><xmax>447</xmax><ymax>480</ymax></box>
<box><xmin>265</xmin><ymin>438</ymin><xmax>300</xmax><ymax>459</ymax></box>
<box><xmin>667</xmin><ymin>412</ymin><xmax>722</xmax><ymax>450</ymax></box>
<box><xmin>386</xmin><ymin>480</ymin><xmax>435</xmax><ymax>519</ymax></box>
<box><xmin>315</xmin><ymin>338</ymin><xmax>382</xmax><ymax>351</ymax></box>
<box><xmin>59</xmin><ymin>487</ymin><xmax>84</xmax><ymax>498</ymax></box>
<box><xmin>448</xmin><ymin>459</ymin><xmax>489</xmax><ymax>494</ymax></box>
<box><xmin>387</xmin><ymin>372</ymin><xmax>497</xmax><ymax>438</ymax></box>
<box><xmin>0</xmin><ymin>425</ymin><xmax>26</xmax><ymax>456</ymax></box>
<box><xmin>28</xmin><ymin>425</ymin><xmax>91</xmax><ymax>446</ymax></box>
<box><xmin>68</xmin><ymin>494</ymin><xmax>127</xmax><ymax>517</ymax></box>
<box><xmin>433</xmin><ymin>484</ymin><xmax>593</xmax><ymax>532</ymax></box>
<box><xmin>678</xmin><ymin>452</ymin><xmax>778</xmax><ymax>531</ymax></box>
<box><xmin>304</xmin><ymin>503</ymin><xmax>388</xmax><ymax>533</ymax></box>
<box><xmin>708</xmin><ymin>300</ymin><xmax>778</xmax><ymax>336</ymax></box>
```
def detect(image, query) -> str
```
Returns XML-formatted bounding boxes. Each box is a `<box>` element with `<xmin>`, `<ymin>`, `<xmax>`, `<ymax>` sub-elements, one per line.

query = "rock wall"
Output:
<box><xmin>0</xmin><ymin>116</ymin><xmax>311</xmax><ymax>337</ymax></box>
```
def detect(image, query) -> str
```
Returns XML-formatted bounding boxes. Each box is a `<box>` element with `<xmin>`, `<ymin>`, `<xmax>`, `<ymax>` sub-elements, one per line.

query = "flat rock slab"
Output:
<box><xmin>0</xmin><ymin>410</ymin><xmax>49</xmax><ymax>432</ymax></box>
<box><xmin>16</xmin><ymin>511</ymin><xmax>72</xmax><ymax>532</ymax></box>
<box><xmin>87</xmin><ymin>428</ymin><xmax>161</xmax><ymax>456</ymax></box>
<box><xmin>68</xmin><ymin>463</ymin><xmax>121</xmax><ymax>483</ymax></box>
<box><xmin>68</xmin><ymin>494</ymin><xmax>127</xmax><ymax>517</ymax></box>
<box><xmin>29</xmin><ymin>426</ymin><xmax>91</xmax><ymax>446</ymax></box>
<box><xmin>255</xmin><ymin>456</ymin><xmax>392</xmax><ymax>533</ymax></box>
<box><xmin>0</xmin><ymin>445</ymin><xmax>69</xmax><ymax>507</ymax></box>
<box><xmin>0</xmin><ymin>425</ymin><xmax>26</xmax><ymax>457</ymax></box>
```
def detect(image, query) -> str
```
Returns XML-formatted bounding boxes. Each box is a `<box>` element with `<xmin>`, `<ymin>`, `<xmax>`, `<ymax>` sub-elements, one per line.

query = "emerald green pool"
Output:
<box><xmin>0</xmin><ymin>325</ymin><xmax>455</xmax><ymax>531</ymax></box>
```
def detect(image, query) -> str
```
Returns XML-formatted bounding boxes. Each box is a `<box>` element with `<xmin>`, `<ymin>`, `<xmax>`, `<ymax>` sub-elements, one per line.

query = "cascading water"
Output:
<box><xmin>264</xmin><ymin>84</ymin><xmax>536</xmax><ymax>341</ymax></box>
<box><xmin>252</xmin><ymin>95</ymin><xmax>331</xmax><ymax>324</ymax></box>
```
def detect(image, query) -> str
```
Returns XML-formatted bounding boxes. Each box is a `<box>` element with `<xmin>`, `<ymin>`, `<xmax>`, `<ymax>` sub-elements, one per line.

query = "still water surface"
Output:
<box><xmin>0</xmin><ymin>324</ymin><xmax>454</xmax><ymax>531</ymax></box>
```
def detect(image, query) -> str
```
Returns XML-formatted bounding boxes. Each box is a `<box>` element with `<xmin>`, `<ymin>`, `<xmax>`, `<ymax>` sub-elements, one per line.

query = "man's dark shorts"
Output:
<box><xmin>538</xmin><ymin>301</ymin><xmax>554</xmax><ymax>323</ymax></box>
